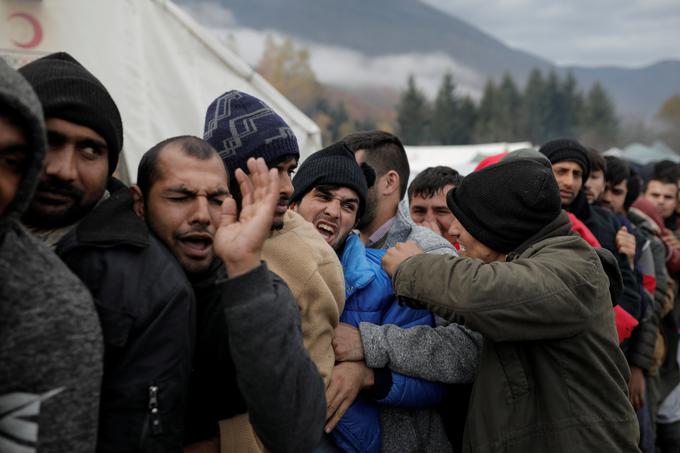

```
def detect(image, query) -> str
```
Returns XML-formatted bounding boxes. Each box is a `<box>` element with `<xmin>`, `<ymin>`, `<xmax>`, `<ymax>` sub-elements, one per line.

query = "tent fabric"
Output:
<box><xmin>0</xmin><ymin>0</ymin><xmax>322</xmax><ymax>182</ymax></box>
<box><xmin>405</xmin><ymin>142</ymin><xmax>531</xmax><ymax>179</ymax></box>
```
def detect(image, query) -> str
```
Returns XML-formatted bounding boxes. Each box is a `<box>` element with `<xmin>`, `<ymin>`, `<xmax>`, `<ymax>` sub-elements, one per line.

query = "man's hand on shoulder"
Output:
<box><xmin>382</xmin><ymin>240</ymin><xmax>424</xmax><ymax>277</ymax></box>
<box><xmin>213</xmin><ymin>158</ymin><xmax>278</xmax><ymax>278</ymax></box>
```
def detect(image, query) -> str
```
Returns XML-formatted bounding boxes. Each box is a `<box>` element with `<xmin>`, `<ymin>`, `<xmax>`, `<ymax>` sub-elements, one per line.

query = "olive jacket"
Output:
<box><xmin>392</xmin><ymin>212</ymin><xmax>640</xmax><ymax>453</ymax></box>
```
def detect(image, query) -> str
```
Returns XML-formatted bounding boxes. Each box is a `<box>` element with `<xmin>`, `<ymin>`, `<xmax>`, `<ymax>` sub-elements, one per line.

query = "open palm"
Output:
<box><xmin>214</xmin><ymin>158</ymin><xmax>279</xmax><ymax>277</ymax></box>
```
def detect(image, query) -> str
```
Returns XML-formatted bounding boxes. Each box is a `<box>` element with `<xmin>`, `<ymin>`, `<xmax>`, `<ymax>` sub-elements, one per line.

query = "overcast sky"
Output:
<box><xmin>186</xmin><ymin>0</ymin><xmax>679</xmax><ymax>98</ymax></box>
<box><xmin>420</xmin><ymin>0</ymin><xmax>680</xmax><ymax>68</ymax></box>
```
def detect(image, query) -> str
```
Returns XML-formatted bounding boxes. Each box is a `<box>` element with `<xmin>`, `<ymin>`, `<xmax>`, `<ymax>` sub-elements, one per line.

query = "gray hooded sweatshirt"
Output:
<box><xmin>0</xmin><ymin>57</ymin><xmax>103</xmax><ymax>452</ymax></box>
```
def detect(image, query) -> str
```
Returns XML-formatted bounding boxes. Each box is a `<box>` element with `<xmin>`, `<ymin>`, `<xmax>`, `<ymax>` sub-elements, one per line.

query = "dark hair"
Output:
<box><xmin>643</xmin><ymin>171</ymin><xmax>677</xmax><ymax>193</ymax></box>
<box><xmin>604</xmin><ymin>156</ymin><xmax>629</xmax><ymax>186</ymax></box>
<box><xmin>137</xmin><ymin>135</ymin><xmax>218</xmax><ymax>198</ymax></box>
<box><xmin>625</xmin><ymin>169</ymin><xmax>642</xmax><ymax>211</ymax></box>
<box><xmin>655</xmin><ymin>160</ymin><xmax>680</xmax><ymax>183</ymax></box>
<box><xmin>228</xmin><ymin>152</ymin><xmax>298</xmax><ymax>211</ymax></box>
<box><xmin>604</xmin><ymin>156</ymin><xmax>640</xmax><ymax>211</ymax></box>
<box><xmin>407</xmin><ymin>166</ymin><xmax>462</xmax><ymax>201</ymax></box>
<box><xmin>587</xmin><ymin>147</ymin><xmax>606</xmax><ymax>174</ymax></box>
<box><xmin>343</xmin><ymin>130</ymin><xmax>410</xmax><ymax>199</ymax></box>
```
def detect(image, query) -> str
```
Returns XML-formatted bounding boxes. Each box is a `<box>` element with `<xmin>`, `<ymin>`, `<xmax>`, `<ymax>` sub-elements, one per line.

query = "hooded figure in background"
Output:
<box><xmin>0</xmin><ymin>57</ymin><xmax>103</xmax><ymax>451</ymax></box>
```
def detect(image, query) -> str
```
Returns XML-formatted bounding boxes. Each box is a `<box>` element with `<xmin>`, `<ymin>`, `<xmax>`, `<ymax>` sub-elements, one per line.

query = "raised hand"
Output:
<box><xmin>421</xmin><ymin>219</ymin><xmax>443</xmax><ymax>236</ymax></box>
<box><xmin>615</xmin><ymin>226</ymin><xmax>635</xmax><ymax>269</ymax></box>
<box><xmin>213</xmin><ymin>157</ymin><xmax>278</xmax><ymax>278</ymax></box>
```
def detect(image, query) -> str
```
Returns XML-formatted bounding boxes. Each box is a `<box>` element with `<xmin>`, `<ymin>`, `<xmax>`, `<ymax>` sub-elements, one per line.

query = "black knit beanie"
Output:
<box><xmin>539</xmin><ymin>138</ymin><xmax>590</xmax><ymax>182</ymax></box>
<box><xmin>18</xmin><ymin>52</ymin><xmax>123</xmax><ymax>175</ymax></box>
<box><xmin>447</xmin><ymin>158</ymin><xmax>561</xmax><ymax>253</ymax></box>
<box><xmin>203</xmin><ymin>90</ymin><xmax>300</xmax><ymax>179</ymax></box>
<box><xmin>291</xmin><ymin>141</ymin><xmax>375</xmax><ymax>218</ymax></box>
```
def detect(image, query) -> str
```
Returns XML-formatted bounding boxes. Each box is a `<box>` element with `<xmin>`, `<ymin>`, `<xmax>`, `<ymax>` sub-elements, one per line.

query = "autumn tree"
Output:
<box><xmin>257</xmin><ymin>35</ymin><xmax>321</xmax><ymax>113</ymax></box>
<box><xmin>656</xmin><ymin>94</ymin><xmax>680</xmax><ymax>150</ymax></box>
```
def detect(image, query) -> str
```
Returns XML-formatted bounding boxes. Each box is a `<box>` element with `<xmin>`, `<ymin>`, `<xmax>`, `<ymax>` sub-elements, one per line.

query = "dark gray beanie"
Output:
<box><xmin>18</xmin><ymin>52</ymin><xmax>123</xmax><ymax>175</ymax></box>
<box><xmin>446</xmin><ymin>158</ymin><xmax>561</xmax><ymax>253</ymax></box>
<box><xmin>291</xmin><ymin>141</ymin><xmax>375</xmax><ymax>218</ymax></box>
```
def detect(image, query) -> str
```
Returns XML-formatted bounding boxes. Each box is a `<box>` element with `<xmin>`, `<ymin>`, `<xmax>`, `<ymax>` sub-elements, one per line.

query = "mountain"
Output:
<box><xmin>569</xmin><ymin>61</ymin><xmax>680</xmax><ymax>121</ymax></box>
<box><xmin>178</xmin><ymin>0</ymin><xmax>680</xmax><ymax>120</ymax></box>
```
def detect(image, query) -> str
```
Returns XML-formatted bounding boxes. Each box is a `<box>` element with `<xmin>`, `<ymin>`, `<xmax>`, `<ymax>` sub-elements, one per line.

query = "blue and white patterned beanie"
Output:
<box><xmin>203</xmin><ymin>90</ymin><xmax>300</xmax><ymax>178</ymax></box>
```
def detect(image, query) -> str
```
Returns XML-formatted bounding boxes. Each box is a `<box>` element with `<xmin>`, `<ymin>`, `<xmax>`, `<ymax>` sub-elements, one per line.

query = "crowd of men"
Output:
<box><xmin>2</xmin><ymin>51</ymin><xmax>680</xmax><ymax>453</ymax></box>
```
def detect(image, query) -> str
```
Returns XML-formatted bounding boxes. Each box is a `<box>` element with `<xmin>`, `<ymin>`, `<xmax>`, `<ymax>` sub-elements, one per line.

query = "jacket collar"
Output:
<box><xmin>507</xmin><ymin>211</ymin><xmax>573</xmax><ymax>261</ymax></box>
<box><xmin>340</xmin><ymin>233</ymin><xmax>376</xmax><ymax>298</ymax></box>
<box><xmin>383</xmin><ymin>199</ymin><xmax>413</xmax><ymax>245</ymax></box>
<box><xmin>58</xmin><ymin>179</ymin><xmax>149</xmax><ymax>252</ymax></box>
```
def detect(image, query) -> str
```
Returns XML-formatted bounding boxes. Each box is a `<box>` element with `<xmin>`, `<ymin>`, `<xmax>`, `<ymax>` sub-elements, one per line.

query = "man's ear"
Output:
<box><xmin>289</xmin><ymin>201</ymin><xmax>298</xmax><ymax>212</ymax></box>
<box><xmin>383</xmin><ymin>170</ymin><xmax>400</xmax><ymax>196</ymax></box>
<box><xmin>130</xmin><ymin>185</ymin><xmax>145</xmax><ymax>218</ymax></box>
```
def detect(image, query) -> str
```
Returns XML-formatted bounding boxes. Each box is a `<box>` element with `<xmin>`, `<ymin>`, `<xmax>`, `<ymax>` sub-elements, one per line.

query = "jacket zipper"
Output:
<box><xmin>149</xmin><ymin>385</ymin><xmax>163</xmax><ymax>435</ymax></box>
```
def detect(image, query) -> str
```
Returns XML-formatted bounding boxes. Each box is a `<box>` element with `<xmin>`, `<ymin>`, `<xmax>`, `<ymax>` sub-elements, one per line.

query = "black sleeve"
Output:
<box><xmin>627</xmin><ymin>290</ymin><xmax>659</xmax><ymax>371</ymax></box>
<box><xmin>221</xmin><ymin>263</ymin><xmax>325</xmax><ymax>453</ymax></box>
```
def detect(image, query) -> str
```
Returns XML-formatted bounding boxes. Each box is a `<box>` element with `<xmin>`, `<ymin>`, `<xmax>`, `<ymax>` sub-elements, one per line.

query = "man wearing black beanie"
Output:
<box><xmin>539</xmin><ymin>139</ymin><xmax>647</xmax><ymax>354</ymax></box>
<box><xmin>290</xmin><ymin>142</ymin><xmax>449</xmax><ymax>453</ymax></box>
<box><xmin>18</xmin><ymin>52</ymin><xmax>195</xmax><ymax>452</ymax></box>
<box><xmin>382</xmin><ymin>157</ymin><xmax>640</xmax><ymax>453</ymax></box>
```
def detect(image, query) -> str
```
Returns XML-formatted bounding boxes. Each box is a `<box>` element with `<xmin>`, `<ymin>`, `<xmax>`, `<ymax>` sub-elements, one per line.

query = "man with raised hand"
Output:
<box><xmin>132</xmin><ymin>137</ymin><xmax>325</xmax><ymax>452</ymax></box>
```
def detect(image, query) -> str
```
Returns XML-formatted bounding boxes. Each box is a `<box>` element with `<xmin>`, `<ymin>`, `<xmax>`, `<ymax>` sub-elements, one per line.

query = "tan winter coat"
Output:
<box><xmin>263</xmin><ymin>210</ymin><xmax>345</xmax><ymax>386</ymax></box>
<box><xmin>217</xmin><ymin>210</ymin><xmax>344</xmax><ymax>452</ymax></box>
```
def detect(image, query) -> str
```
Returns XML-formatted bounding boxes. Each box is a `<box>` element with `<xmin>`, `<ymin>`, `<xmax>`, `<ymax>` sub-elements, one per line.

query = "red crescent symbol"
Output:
<box><xmin>8</xmin><ymin>12</ymin><xmax>43</xmax><ymax>49</ymax></box>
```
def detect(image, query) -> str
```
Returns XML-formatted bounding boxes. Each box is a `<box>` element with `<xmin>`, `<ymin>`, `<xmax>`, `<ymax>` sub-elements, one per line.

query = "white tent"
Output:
<box><xmin>405</xmin><ymin>142</ymin><xmax>533</xmax><ymax>179</ymax></box>
<box><xmin>0</xmin><ymin>0</ymin><xmax>322</xmax><ymax>182</ymax></box>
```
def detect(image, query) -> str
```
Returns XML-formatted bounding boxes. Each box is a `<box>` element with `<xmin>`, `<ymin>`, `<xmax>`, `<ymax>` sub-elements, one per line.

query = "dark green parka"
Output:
<box><xmin>393</xmin><ymin>213</ymin><xmax>640</xmax><ymax>453</ymax></box>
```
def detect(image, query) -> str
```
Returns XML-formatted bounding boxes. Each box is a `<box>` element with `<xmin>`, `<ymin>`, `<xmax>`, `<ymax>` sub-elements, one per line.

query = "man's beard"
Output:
<box><xmin>356</xmin><ymin>189</ymin><xmax>378</xmax><ymax>230</ymax></box>
<box><xmin>22</xmin><ymin>177</ymin><xmax>94</xmax><ymax>229</ymax></box>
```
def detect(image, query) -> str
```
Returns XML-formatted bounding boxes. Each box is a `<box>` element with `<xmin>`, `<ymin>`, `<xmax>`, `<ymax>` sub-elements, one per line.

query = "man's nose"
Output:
<box><xmin>190</xmin><ymin>197</ymin><xmax>211</xmax><ymax>225</ymax></box>
<box><xmin>44</xmin><ymin>146</ymin><xmax>78</xmax><ymax>183</ymax></box>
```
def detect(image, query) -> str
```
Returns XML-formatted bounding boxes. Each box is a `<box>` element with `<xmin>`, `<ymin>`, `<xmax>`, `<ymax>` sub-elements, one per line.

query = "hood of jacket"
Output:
<box><xmin>0</xmin><ymin>57</ymin><xmax>47</xmax><ymax>235</ymax></box>
<box><xmin>508</xmin><ymin>210</ymin><xmax>623</xmax><ymax>307</ymax></box>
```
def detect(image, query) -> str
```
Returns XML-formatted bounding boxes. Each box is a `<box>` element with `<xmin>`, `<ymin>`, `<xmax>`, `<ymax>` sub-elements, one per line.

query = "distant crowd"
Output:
<box><xmin>3</xmin><ymin>52</ymin><xmax>680</xmax><ymax>453</ymax></box>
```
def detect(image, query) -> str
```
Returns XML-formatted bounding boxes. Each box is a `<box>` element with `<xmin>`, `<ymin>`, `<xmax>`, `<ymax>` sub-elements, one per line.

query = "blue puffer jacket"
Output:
<box><xmin>330</xmin><ymin>234</ymin><xmax>446</xmax><ymax>453</ymax></box>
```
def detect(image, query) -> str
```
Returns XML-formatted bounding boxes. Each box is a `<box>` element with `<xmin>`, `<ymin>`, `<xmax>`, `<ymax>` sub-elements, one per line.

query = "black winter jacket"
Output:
<box><xmin>185</xmin><ymin>261</ymin><xmax>326</xmax><ymax>452</ymax></box>
<box><xmin>56</xmin><ymin>181</ymin><xmax>195</xmax><ymax>453</ymax></box>
<box><xmin>569</xmin><ymin>194</ymin><xmax>643</xmax><ymax>320</ymax></box>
